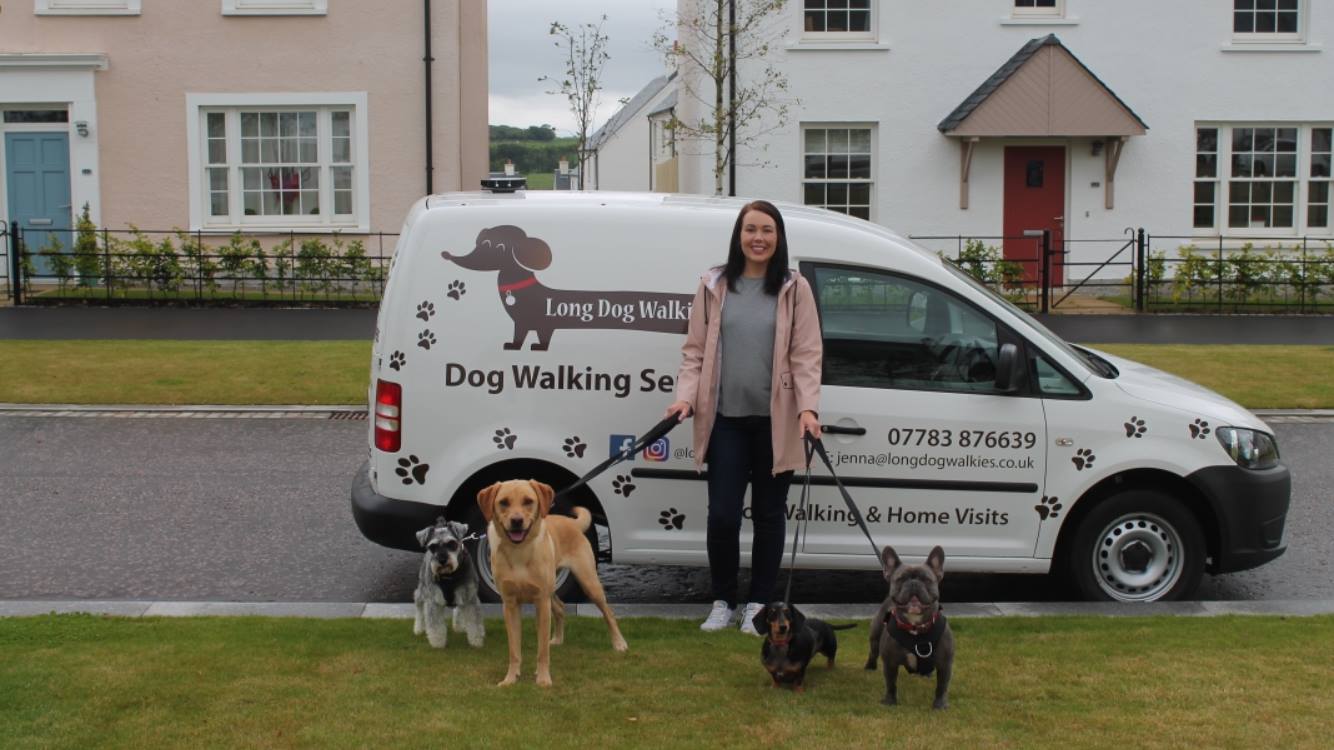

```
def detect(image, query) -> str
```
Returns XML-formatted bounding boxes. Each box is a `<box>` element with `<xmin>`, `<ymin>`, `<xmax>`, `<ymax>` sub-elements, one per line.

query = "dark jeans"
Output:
<box><xmin>705</xmin><ymin>415</ymin><xmax>794</xmax><ymax>608</ymax></box>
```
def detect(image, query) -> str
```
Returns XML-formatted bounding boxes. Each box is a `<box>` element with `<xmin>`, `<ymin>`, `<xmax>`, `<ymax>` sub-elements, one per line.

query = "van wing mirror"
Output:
<box><xmin>995</xmin><ymin>342</ymin><xmax>1022</xmax><ymax>393</ymax></box>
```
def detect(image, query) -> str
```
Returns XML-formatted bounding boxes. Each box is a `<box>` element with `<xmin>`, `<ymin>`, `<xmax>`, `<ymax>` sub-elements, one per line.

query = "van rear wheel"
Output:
<box><xmin>1068</xmin><ymin>489</ymin><xmax>1205</xmax><ymax>603</ymax></box>
<box><xmin>462</xmin><ymin>509</ymin><xmax>586</xmax><ymax>603</ymax></box>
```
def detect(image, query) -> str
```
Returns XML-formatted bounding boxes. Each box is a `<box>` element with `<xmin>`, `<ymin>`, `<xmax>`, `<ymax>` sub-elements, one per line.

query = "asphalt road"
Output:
<box><xmin>1</xmin><ymin>415</ymin><xmax>1329</xmax><ymax>604</ymax></box>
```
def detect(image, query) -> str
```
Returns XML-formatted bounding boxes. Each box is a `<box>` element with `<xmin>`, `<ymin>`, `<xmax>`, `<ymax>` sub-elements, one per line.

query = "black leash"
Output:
<box><xmin>552</xmin><ymin>414</ymin><xmax>680</xmax><ymax>507</ymax></box>
<box><xmin>783</xmin><ymin>433</ymin><xmax>885</xmax><ymax>606</ymax></box>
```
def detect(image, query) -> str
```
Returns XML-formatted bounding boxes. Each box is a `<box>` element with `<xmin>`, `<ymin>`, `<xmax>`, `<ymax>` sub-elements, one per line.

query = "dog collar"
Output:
<box><xmin>497</xmin><ymin>276</ymin><xmax>538</xmax><ymax>293</ymax></box>
<box><xmin>891</xmin><ymin>606</ymin><xmax>941</xmax><ymax>636</ymax></box>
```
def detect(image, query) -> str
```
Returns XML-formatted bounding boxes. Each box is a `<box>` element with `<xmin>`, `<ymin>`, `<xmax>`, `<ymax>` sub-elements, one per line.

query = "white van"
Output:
<box><xmin>351</xmin><ymin>191</ymin><xmax>1289</xmax><ymax>603</ymax></box>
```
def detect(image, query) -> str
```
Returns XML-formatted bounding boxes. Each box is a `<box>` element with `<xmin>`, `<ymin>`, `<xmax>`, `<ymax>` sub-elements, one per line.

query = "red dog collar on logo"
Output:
<box><xmin>498</xmin><ymin>277</ymin><xmax>538</xmax><ymax>293</ymax></box>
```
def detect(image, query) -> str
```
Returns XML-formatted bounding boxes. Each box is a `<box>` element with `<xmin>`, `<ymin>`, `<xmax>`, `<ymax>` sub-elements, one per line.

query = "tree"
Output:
<box><xmin>654</xmin><ymin>0</ymin><xmax>794</xmax><ymax>195</ymax></box>
<box><xmin>540</xmin><ymin>16</ymin><xmax>611</xmax><ymax>185</ymax></box>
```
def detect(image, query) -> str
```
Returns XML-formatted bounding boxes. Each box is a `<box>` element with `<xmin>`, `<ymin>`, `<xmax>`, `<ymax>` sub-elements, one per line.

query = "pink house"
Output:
<box><xmin>0</xmin><ymin>0</ymin><xmax>488</xmax><ymax>253</ymax></box>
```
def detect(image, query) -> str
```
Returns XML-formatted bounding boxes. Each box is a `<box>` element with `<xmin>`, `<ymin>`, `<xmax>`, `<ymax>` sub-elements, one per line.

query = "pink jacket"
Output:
<box><xmin>674</xmin><ymin>267</ymin><xmax>823</xmax><ymax>474</ymax></box>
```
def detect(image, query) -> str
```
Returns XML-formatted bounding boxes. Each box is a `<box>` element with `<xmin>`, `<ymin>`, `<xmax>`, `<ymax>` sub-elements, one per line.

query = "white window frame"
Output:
<box><xmin>222</xmin><ymin>0</ymin><xmax>327</xmax><ymax>16</ymax></box>
<box><xmin>1012</xmin><ymin>0</ymin><xmax>1065</xmax><ymax>19</ymax></box>
<box><xmin>35</xmin><ymin>0</ymin><xmax>140</xmax><ymax>15</ymax></box>
<box><xmin>186</xmin><ymin>92</ymin><xmax>368</xmax><ymax>232</ymax></box>
<box><xmin>799</xmin><ymin>0</ymin><xmax>876</xmax><ymax>42</ymax></box>
<box><xmin>800</xmin><ymin>123</ymin><xmax>876</xmax><ymax>221</ymax></box>
<box><xmin>1232</xmin><ymin>0</ymin><xmax>1306</xmax><ymax>44</ymax></box>
<box><xmin>1193</xmin><ymin>122</ymin><xmax>1333</xmax><ymax>238</ymax></box>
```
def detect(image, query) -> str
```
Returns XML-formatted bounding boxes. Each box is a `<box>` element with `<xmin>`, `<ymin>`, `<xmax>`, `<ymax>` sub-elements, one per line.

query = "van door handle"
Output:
<box><xmin>821</xmin><ymin>424</ymin><xmax>866</xmax><ymax>436</ymax></box>
<box><xmin>27</xmin><ymin>219</ymin><xmax>53</xmax><ymax>226</ymax></box>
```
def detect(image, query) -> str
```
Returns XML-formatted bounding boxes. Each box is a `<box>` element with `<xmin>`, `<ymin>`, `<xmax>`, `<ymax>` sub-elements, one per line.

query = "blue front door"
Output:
<box><xmin>5</xmin><ymin>132</ymin><xmax>73</xmax><ymax>278</ymax></box>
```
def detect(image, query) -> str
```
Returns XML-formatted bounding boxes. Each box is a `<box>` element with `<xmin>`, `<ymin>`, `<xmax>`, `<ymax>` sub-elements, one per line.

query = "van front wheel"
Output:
<box><xmin>1068</xmin><ymin>490</ymin><xmax>1205</xmax><ymax>603</ymax></box>
<box><xmin>463</xmin><ymin>510</ymin><xmax>584</xmax><ymax>603</ymax></box>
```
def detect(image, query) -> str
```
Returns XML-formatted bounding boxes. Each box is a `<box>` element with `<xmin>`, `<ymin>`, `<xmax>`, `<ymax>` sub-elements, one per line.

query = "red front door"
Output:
<box><xmin>1003</xmin><ymin>146</ymin><xmax>1065</xmax><ymax>286</ymax></box>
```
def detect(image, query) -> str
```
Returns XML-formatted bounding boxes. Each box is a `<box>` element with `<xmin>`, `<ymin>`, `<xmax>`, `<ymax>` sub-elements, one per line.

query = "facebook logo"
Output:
<box><xmin>610</xmin><ymin>435</ymin><xmax>637</xmax><ymax>461</ymax></box>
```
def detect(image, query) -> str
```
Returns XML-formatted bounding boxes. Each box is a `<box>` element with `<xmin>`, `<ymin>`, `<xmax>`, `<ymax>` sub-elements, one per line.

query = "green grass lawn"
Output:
<box><xmin>2</xmin><ymin>614</ymin><xmax>1331</xmax><ymax>748</ymax></box>
<box><xmin>0</xmin><ymin>340</ymin><xmax>369</xmax><ymax>405</ymax></box>
<box><xmin>0</xmin><ymin>340</ymin><xmax>1330</xmax><ymax>408</ymax></box>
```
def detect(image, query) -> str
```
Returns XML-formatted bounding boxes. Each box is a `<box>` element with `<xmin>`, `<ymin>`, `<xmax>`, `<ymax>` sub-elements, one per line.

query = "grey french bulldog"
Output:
<box><xmin>865</xmin><ymin>545</ymin><xmax>954</xmax><ymax>709</ymax></box>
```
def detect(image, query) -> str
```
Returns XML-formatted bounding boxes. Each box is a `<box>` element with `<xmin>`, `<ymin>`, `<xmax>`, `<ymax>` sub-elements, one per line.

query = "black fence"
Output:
<box><xmin>911</xmin><ymin>230</ymin><xmax>1334</xmax><ymax>314</ymax></box>
<box><xmin>6</xmin><ymin>224</ymin><xmax>397</xmax><ymax>307</ymax></box>
<box><xmin>1142</xmin><ymin>234</ymin><xmax>1334</xmax><ymax>313</ymax></box>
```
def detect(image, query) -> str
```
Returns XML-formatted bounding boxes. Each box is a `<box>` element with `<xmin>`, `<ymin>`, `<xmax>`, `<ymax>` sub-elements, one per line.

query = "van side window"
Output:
<box><xmin>1034</xmin><ymin>353</ymin><xmax>1082</xmax><ymax>396</ymax></box>
<box><xmin>812</xmin><ymin>266</ymin><xmax>1002</xmax><ymax>394</ymax></box>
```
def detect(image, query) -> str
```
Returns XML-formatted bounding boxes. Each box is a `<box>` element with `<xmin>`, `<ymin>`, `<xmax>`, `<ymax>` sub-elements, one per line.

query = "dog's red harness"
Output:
<box><xmin>497</xmin><ymin>276</ymin><xmax>538</xmax><ymax>294</ymax></box>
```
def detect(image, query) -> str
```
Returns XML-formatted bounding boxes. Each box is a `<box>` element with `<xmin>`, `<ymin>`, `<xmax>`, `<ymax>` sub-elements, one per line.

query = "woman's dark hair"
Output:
<box><xmin>723</xmin><ymin>199</ymin><xmax>789</xmax><ymax>295</ymax></box>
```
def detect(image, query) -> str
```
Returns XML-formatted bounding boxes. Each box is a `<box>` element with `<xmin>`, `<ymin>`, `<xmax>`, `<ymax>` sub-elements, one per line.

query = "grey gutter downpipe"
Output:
<box><xmin>424</xmin><ymin>0</ymin><xmax>435</xmax><ymax>195</ymax></box>
<box><xmin>728</xmin><ymin>0</ymin><xmax>736</xmax><ymax>197</ymax></box>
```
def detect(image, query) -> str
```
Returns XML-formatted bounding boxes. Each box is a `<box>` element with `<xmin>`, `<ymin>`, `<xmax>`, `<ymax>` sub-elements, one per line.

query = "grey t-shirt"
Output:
<box><xmin>718</xmin><ymin>275</ymin><xmax>778</xmax><ymax>417</ymax></box>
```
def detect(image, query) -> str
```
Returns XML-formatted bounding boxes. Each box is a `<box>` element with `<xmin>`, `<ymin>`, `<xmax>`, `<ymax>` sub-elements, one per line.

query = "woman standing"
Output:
<box><xmin>665</xmin><ymin>200</ymin><xmax>823</xmax><ymax>635</ymax></box>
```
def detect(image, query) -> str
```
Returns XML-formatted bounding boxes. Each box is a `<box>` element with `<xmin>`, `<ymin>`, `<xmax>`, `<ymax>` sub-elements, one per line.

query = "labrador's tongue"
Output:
<box><xmin>508</xmin><ymin>530</ymin><xmax>526</xmax><ymax>543</ymax></box>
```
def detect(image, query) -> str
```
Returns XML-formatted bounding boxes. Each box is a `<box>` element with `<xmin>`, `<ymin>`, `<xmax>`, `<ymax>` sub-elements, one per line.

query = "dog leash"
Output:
<box><xmin>552</xmin><ymin>414</ymin><xmax>680</xmax><ymax>506</ymax></box>
<box><xmin>782</xmin><ymin>434</ymin><xmax>886</xmax><ymax>607</ymax></box>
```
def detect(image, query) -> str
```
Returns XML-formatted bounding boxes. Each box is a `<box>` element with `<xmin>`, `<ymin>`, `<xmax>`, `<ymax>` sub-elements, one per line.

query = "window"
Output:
<box><xmin>1194</xmin><ymin>123</ymin><xmax>1332</xmax><ymax>234</ymax></box>
<box><xmin>813</xmin><ymin>266</ymin><xmax>1002</xmax><ymax>394</ymax></box>
<box><xmin>35</xmin><ymin>0</ymin><xmax>140</xmax><ymax>14</ymax></box>
<box><xmin>803</xmin><ymin>0</ymin><xmax>873</xmax><ymax>37</ymax></box>
<box><xmin>222</xmin><ymin>0</ymin><xmax>327</xmax><ymax>15</ymax></box>
<box><xmin>1013</xmin><ymin>0</ymin><xmax>1063</xmax><ymax>18</ymax></box>
<box><xmin>802</xmin><ymin>126</ymin><xmax>873</xmax><ymax>220</ymax></box>
<box><xmin>1310</xmin><ymin>128</ymin><xmax>1331</xmax><ymax>228</ymax></box>
<box><xmin>1233</xmin><ymin>0</ymin><xmax>1302</xmax><ymax>40</ymax></box>
<box><xmin>188</xmin><ymin>93</ymin><xmax>367</xmax><ymax>231</ymax></box>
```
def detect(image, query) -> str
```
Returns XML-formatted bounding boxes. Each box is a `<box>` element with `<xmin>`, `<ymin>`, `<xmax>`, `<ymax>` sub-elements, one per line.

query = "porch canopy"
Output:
<box><xmin>938</xmin><ymin>34</ymin><xmax>1147</xmax><ymax>209</ymax></box>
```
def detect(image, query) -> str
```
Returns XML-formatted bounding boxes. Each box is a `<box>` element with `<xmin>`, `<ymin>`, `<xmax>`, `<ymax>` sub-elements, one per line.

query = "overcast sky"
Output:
<box><xmin>488</xmin><ymin>0</ymin><xmax>676</xmax><ymax>136</ymax></box>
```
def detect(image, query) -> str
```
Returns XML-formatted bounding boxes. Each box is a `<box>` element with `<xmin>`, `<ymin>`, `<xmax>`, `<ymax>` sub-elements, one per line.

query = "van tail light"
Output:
<box><xmin>374</xmin><ymin>379</ymin><xmax>402</xmax><ymax>453</ymax></box>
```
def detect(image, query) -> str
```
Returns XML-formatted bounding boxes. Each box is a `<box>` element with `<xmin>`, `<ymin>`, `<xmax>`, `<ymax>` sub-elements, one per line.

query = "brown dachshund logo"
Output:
<box><xmin>442</xmin><ymin>225</ymin><xmax>694</xmax><ymax>351</ymax></box>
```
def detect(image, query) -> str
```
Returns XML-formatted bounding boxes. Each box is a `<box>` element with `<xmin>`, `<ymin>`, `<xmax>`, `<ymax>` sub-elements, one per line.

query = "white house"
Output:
<box><xmin>585</xmin><ymin>73</ymin><xmax>677</xmax><ymax>192</ymax></box>
<box><xmin>599</xmin><ymin>0</ymin><xmax>1333</xmax><ymax>283</ymax></box>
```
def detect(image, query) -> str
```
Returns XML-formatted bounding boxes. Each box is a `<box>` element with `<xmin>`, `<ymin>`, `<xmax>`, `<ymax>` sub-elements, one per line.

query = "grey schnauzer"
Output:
<box><xmin>413</xmin><ymin>518</ymin><xmax>485</xmax><ymax>649</ymax></box>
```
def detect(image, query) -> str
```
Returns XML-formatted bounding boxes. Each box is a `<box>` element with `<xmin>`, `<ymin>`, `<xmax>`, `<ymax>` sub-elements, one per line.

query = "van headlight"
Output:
<box><xmin>1215</xmin><ymin>427</ymin><xmax>1279</xmax><ymax>470</ymax></box>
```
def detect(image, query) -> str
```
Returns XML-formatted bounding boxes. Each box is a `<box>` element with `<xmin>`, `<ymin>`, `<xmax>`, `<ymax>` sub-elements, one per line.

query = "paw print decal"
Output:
<box><xmin>1072</xmin><ymin>448</ymin><xmax>1096</xmax><ymax>471</ymax></box>
<box><xmin>417</xmin><ymin>330</ymin><xmax>436</xmax><ymax>350</ymax></box>
<box><xmin>416</xmin><ymin>301</ymin><xmax>436</xmax><ymax>321</ymax></box>
<box><xmin>612</xmin><ymin>475</ymin><xmax>636</xmax><ymax>497</ymax></box>
<box><xmin>447</xmin><ymin>280</ymin><xmax>466</xmax><ymax>300</ymax></box>
<box><xmin>395</xmin><ymin>455</ymin><xmax>430</xmax><ymax>485</ymax></box>
<box><xmin>562</xmin><ymin>437</ymin><xmax>587</xmax><ymax>458</ymax></box>
<box><xmin>493</xmin><ymin>428</ymin><xmax>517</xmax><ymax>450</ymax></box>
<box><xmin>389</xmin><ymin>351</ymin><xmax>406</xmax><ymax>371</ymax></box>
<box><xmin>1035</xmin><ymin>495</ymin><xmax>1062</xmax><ymax>520</ymax></box>
<box><xmin>1124</xmin><ymin>417</ymin><xmax>1146</xmax><ymax>438</ymax></box>
<box><xmin>658</xmin><ymin>508</ymin><xmax>685</xmax><ymax>530</ymax></box>
<box><xmin>1189</xmin><ymin>419</ymin><xmax>1211</xmax><ymax>439</ymax></box>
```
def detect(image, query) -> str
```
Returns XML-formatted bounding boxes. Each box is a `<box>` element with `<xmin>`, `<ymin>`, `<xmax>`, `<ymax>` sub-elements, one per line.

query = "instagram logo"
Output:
<box><xmin>643</xmin><ymin>437</ymin><xmax>670</xmax><ymax>462</ymax></box>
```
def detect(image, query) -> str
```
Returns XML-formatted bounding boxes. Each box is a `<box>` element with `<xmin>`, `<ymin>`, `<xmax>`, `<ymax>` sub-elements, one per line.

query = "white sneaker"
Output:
<box><xmin>699</xmin><ymin>600</ymin><xmax>735</xmax><ymax>631</ymax></box>
<box><xmin>739</xmin><ymin>602</ymin><xmax>765</xmax><ymax>636</ymax></box>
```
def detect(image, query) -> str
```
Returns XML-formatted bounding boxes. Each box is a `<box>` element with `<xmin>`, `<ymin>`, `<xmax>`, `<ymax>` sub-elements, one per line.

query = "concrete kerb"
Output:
<box><xmin>3</xmin><ymin>600</ymin><xmax>1333</xmax><ymax>620</ymax></box>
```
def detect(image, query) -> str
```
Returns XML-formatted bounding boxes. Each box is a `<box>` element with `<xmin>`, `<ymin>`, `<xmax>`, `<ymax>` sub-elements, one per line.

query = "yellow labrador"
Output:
<box><xmin>477</xmin><ymin>479</ymin><xmax>628</xmax><ymax>686</ymax></box>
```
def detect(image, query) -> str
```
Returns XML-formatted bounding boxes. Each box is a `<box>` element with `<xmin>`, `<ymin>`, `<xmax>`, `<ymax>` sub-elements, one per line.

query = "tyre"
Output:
<box><xmin>461</xmin><ymin>506</ymin><xmax>587</xmax><ymax>603</ymax></box>
<box><xmin>1067</xmin><ymin>489</ymin><xmax>1206</xmax><ymax>602</ymax></box>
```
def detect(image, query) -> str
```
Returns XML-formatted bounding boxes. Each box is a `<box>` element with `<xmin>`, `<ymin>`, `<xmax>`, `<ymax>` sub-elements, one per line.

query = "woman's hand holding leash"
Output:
<box><xmin>799</xmin><ymin>410</ymin><xmax>821</xmax><ymax>439</ymax></box>
<box><xmin>665</xmin><ymin>400</ymin><xmax>693</xmax><ymax>422</ymax></box>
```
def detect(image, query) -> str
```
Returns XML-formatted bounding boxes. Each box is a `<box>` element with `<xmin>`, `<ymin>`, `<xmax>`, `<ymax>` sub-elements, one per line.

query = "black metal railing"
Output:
<box><xmin>1141</xmin><ymin>234</ymin><xmax>1334</xmax><ymax>313</ymax></box>
<box><xmin>9</xmin><ymin>225</ymin><xmax>397</xmax><ymax>306</ymax></box>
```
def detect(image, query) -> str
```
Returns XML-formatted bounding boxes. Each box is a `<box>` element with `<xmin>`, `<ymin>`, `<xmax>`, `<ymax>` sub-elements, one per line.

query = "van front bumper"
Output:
<box><xmin>350</xmin><ymin>460</ymin><xmax>447</xmax><ymax>552</ymax></box>
<box><xmin>1187</xmin><ymin>462</ymin><xmax>1290</xmax><ymax>574</ymax></box>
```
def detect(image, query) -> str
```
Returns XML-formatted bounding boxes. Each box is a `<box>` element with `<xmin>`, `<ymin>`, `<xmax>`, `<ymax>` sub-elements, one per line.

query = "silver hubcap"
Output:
<box><xmin>1091</xmin><ymin>512</ymin><xmax>1183</xmax><ymax>602</ymax></box>
<box><xmin>475</xmin><ymin>532</ymin><xmax>572</xmax><ymax>596</ymax></box>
